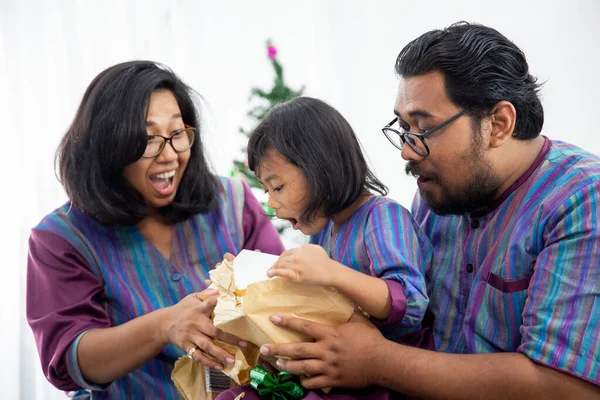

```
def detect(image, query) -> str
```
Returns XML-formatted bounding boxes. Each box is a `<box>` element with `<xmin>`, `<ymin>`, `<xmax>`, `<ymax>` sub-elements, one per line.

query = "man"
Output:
<box><xmin>258</xmin><ymin>22</ymin><xmax>600</xmax><ymax>399</ymax></box>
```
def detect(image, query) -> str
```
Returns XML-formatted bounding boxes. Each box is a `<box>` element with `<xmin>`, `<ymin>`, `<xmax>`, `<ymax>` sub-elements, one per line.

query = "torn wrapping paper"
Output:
<box><xmin>173</xmin><ymin>250</ymin><xmax>354</xmax><ymax>396</ymax></box>
<box><xmin>211</xmin><ymin>250</ymin><xmax>354</xmax><ymax>348</ymax></box>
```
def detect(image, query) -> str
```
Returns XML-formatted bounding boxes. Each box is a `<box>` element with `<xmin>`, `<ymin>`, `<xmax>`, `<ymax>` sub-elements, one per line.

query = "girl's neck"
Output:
<box><xmin>331</xmin><ymin>193</ymin><xmax>373</xmax><ymax>235</ymax></box>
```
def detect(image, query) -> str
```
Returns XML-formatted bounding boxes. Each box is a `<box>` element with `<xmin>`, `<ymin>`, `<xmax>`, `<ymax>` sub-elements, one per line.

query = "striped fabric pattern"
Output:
<box><xmin>412</xmin><ymin>139</ymin><xmax>600</xmax><ymax>385</ymax></box>
<box><xmin>35</xmin><ymin>177</ymin><xmax>252</xmax><ymax>399</ymax></box>
<box><xmin>311</xmin><ymin>196</ymin><xmax>432</xmax><ymax>339</ymax></box>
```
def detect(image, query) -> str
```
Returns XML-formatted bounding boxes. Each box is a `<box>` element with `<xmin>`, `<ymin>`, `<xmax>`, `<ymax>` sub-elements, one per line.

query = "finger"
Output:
<box><xmin>260</xmin><ymin>341</ymin><xmax>323</xmax><ymax>360</ymax></box>
<box><xmin>184</xmin><ymin>341</ymin><xmax>223</xmax><ymax>370</ymax></box>
<box><xmin>277</xmin><ymin>358</ymin><xmax>328</xmax><ymax>377</ymax></box>
<box><xmin>269</xmin><ymin>314</ymin><xmax>331</xmax><ymax>340</ymax></box>
<box><xmin>197</xmin><ymin>296</ymin><xmax>218</xmax><ymax>314</ymax></box>
<box><xmin>278</xmin><ymin>248</ymin><xmax>296</xmax><ymax>258</ymax></box>
<box><xmin>195</xmin><ymin>336</ymin><xmax>236</xmax><ymax>366</ymax></box>
<box><xmin>195</xmin><ymin>351</ymin><xmax>225</xmax><ymax>370</ymax></box>
<box><xmin>223</xmin><ymin>252</ymin><xmax>235</xmax><ymax>262</ymax></box>
<box><xmin>193</xmin><ymin>302</ymin><xmax>220</xmax><ymax>338</ymax></box>
<box><xmin>195</xmin><ymin>289</ymin><xmax>218</xmax><ymax>301</ymax></box>
<box><xmin>254</xmin><ymin>249</ymin><xmax>262</xmax><ymax>252</ymax></box>
<box><xmin>266</xmin><ymin>267</ymin><xmax>298</xmax><ymax>280</ymax></box>
<box><xmin>301</xmin><ymin>375</ymin><xmax>335</xmax><ymax>390</ymax></box>
<box><xmin>215</xmin><ymin>328</ymin><xmax>248</xmax><ymax>348</ymax></box>
<box><xmin>204</xmin><ymin>279</ymin><xmax>212</xmax><ymax>286</ymax></box>
<box><xmin>270</xmin><ymin>259</ymin><xmax>288</xmax><ymax>271</ymax></box>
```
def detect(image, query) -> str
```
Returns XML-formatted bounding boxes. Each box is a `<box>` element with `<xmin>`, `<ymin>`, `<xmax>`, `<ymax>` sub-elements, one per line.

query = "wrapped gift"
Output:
<box><xmin>173</xmin><ymin>250</ymin><xmax>354</xmax><ymax>397</ymax></box>
<box><xmin>211</xmin><ymin>250</ymin><xmax>353</xmax><ymax>347</ymax></box>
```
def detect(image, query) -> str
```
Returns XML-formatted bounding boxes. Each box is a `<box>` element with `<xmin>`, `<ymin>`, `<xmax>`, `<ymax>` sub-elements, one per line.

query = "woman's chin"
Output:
<box><xmin>147</xmin><ymin>193</ymin><xmax>177</xmax><ymax>210</ymax></box>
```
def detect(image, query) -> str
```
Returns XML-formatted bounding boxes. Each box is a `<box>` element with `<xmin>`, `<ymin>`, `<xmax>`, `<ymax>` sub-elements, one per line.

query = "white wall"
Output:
<box><xmin>1</xmin><ymin>0</ymin><xmax>598</xmax><ymax>398</ymax></box>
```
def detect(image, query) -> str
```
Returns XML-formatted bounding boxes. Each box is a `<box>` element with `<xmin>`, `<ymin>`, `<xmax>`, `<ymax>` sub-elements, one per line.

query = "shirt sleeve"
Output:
<box><xmin>241</xmin><ymin>181</ymin><xmax>285</xmax><ymax>255</ymax></box>
<box><xmin>364</xmin><ymin>201</ymin><xmax>432</xmax><ymax>330</ymax></box>
<box><xmin>518</xmin><ymin>183</ymin><xmax>600</xmax><ymax>386</ymax></box>
<box><xmin>26</xmin><ymin>228</ymin><xmax>111</xmax><ymax>391</ymax></box>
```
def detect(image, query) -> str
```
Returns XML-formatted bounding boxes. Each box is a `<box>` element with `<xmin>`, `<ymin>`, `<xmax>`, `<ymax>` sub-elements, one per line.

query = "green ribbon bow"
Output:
<box><xmin>250</xmin><ymin>365</ymin><xmax>305</xmax><ymax>400</ymax></box>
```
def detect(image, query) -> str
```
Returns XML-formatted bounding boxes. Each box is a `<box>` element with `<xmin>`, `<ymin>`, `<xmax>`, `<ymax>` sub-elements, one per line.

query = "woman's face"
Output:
<box><xmin>123</xmin><ymin>90</ymin><xmax>191</xmax><ymax>211</ymax></box>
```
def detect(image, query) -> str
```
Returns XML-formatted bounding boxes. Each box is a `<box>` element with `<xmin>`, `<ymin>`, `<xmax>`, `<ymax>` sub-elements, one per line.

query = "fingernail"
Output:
<box><xmin>238</xmin><ymin>340</ymin><xmax>248</xmax><ymax>348</ymax></box>
<box><xmin>260</xmin><ymin>346</ymin><xmax>270</xmax><ymax>355</ymax></box>
<box><xmin>276</xmin><ymin>359</ymin><xmax>284</xmax><ymax>369</ymax></box>
<box><xmin>226</xmin><ymin>357</ymin><xmax>235</xmax><ymax>364</ymax></box>
<box><xmin>271</xmin><ymin>315</ymin><xmax>282</xmax><ymax>324</ymax></box>
<box><xmin>214</xmin><ymin>365</ymin><xmax>223</xmax><ymax>370</ymax></box>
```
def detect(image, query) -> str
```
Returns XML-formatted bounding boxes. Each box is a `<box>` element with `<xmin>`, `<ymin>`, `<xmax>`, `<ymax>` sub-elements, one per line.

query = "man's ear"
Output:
<box><xmin>488</xmin><ymin>101</ymin><xmax>516</xmax><ymax>148</ymax></box>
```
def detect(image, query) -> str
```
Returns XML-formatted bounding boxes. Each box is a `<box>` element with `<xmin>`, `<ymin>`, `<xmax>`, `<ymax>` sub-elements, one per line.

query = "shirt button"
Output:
<box><xmin>471</xmin><ymin>219</ymin><xmax>480</xmax><ymax>229</ymax></box>
<box><xmin>466</xmin><ymin>263</ymin><xmax>474</xmax><ymax>273</ymax></box>
<box><xmin>171</xmin><ymin>272</ymin><xmax>182</xmax><ymax>281</ymax></box>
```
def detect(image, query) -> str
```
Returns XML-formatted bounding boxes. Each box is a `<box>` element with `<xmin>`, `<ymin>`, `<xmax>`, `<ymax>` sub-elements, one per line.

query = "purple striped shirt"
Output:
<box><xmin>311</xmin><ymin>196</ymin><xmax>432</xmax><ymax>339</ymax></box>
<box><xmin>413</xmin><ymin>138</ymin><xmax>600</xmax><ymax>386</ymax></box>
<box><xmin>26</xmin><ymin>177</ymin><xmax>285</xmax><ymax>399</ymax></box>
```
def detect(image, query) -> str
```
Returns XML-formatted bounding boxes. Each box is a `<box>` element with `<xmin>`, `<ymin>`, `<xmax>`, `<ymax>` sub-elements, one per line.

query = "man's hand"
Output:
<box><xmin>259</xmin><ymin>312</ymin><xmax>387</xmax><ymax>390</ymax></box>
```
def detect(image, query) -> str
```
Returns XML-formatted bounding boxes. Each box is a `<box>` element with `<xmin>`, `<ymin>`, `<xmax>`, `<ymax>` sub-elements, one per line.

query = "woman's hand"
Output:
<box><xmin>267</xmin><ymin>244</ymin><xmax>342</xmax><ymax>286</ymax></box>
<box><xmin>162</xmin><ymin>288</ymin><xmax>245</xmax><ymax>369</ymax></box>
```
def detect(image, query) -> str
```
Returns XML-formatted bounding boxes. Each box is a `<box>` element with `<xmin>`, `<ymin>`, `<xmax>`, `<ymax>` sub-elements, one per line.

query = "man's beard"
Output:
<box><xmin>405</xmin><ymin>135</ymin><xmax>502</xmax><ymax>216</ymax></box>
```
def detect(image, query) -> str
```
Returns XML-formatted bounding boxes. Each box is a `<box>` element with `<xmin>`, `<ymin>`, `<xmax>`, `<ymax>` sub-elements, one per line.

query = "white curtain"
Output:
<box><xmin>1</xmin><ymin>0</ymin><xmax>599</xmax><ymax>398</ymax></box>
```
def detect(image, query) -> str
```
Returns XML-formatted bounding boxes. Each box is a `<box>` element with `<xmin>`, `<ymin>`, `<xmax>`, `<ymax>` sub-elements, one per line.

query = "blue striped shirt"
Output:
<box><xmin>413</xmin><ymin>139</ymin><xmax>600</xmax><ymax>385</ymax></box>
<box><xmin>311</xmin><ymin>196</ymin><xmax>431</xmax><ymax>339</ymax></box>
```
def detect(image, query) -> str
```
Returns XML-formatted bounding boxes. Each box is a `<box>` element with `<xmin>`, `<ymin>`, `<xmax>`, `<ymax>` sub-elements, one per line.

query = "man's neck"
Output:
<box><xmin>494</xmin><ymin>135</ymin><xmax>546</xmax><ymax>200</ymax></box>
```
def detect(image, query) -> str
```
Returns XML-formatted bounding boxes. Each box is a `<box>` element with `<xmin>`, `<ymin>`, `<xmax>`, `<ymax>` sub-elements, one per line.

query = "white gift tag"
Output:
<box><xmin>233</xmin><ymin>250</ymin><xmax>279</xmax><ymax>290</ymax></box>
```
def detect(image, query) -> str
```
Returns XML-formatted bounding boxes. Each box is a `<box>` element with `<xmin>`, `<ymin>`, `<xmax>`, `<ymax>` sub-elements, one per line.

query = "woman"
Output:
<box><xmin>26</xmin><ymin>60</ymin><xmax>284</xmax><ymax>398</ymax></box>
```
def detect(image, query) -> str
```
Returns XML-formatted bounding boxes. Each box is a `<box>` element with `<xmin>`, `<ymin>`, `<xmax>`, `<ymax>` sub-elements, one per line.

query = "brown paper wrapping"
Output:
<box><xmin>223</xmin><ymin>276</ymin><xmax>354</xmax><ymax>345</ymax></box>
<box><xmin>172</xmin><ymin>256</ymin><xmax>354</xmax><ymax>397</ymax></box>
<box><xmin>212</xmin><ymin>258</ymin><xmax>353</xmax><ymax>376</ymax></box>
<box><xmin>171</xmin><ymin>356</ymin><xmax>214</xmax><ymax>400</ymax></box>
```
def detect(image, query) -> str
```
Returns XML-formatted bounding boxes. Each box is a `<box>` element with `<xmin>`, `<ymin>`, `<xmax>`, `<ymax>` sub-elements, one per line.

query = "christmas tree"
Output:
<box><xmin>230</xmin><ymin>40</ymin><xmax>304</xmax><ymax>223</ymax></box>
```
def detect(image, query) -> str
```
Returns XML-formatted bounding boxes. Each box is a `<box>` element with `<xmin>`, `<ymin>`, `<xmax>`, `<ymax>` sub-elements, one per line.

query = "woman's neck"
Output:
<box><xmin>136</xmin><ymin>214</ymin><xmax>175</xmax><ymax>260</ymax></box>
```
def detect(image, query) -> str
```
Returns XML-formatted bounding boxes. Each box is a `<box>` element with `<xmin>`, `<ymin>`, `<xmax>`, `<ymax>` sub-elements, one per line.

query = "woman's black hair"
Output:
<box><xmin>56</xmin><ymin>60</ymin><xmax>220</xmax><ymax>225</ymax></box>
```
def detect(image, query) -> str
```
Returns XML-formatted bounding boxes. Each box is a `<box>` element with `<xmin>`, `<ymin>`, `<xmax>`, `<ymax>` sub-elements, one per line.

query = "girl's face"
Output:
<box><xmin>123</xmin><ymin>90</ymin><xmax>191</xmax><ymax>211</ymax></box>
<box><xmin>257</xmin><ymin>149</ymin><xmax>328</xmax><ymax>235</ymax></box>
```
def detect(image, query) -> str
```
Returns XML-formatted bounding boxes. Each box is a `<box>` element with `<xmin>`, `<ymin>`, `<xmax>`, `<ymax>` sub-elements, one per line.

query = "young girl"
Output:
<box><xmin>250</xmin><ymin>96</ymin><xmax>432</xmax><ymax>342</ymax></box>
<box><xmin>216</xmin><ymin>97</ymin><xmax>432</xmax><ymax>399</ymax></box>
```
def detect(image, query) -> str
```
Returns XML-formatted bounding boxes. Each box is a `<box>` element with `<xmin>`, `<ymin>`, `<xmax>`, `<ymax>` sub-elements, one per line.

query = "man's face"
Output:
<box><xmin>394</xmin><ymin>71</ymin><xmax>501</xmax><ymax>215</ymax></box>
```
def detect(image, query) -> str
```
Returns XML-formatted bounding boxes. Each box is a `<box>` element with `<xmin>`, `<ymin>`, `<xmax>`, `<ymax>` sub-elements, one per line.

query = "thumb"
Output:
<box><xmin>196</xmin><ymin>288</ymin><xmax>218</xmax><ymax>301</ymax></box>
<box><xmin>199</xmin><ymin>295</ymin><xmax>218</xmax><ymax>313</ymax></box>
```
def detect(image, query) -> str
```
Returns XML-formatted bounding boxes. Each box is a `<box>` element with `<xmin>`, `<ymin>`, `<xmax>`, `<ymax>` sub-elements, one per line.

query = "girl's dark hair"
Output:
<box><xmin>396</xmin><ymin>22</ymin><xmax>544</xmax><ymax>139</ymax></box>
<box><xmin>247</xmin><ymin>96</ymin><xmax>387</xmax><ymax>225</ymax></box>
<box><xmin>56</xmin><ymin>60</ymin><xmax>220</xmax><ymax>225</ymax></box>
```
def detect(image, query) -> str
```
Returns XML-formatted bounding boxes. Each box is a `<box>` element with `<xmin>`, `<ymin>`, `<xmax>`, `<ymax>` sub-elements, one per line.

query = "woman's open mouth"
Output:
<box><xmin>150</xmin><ymin>170</ymin><xmax>176</xmax><ymax>196</ymax></box>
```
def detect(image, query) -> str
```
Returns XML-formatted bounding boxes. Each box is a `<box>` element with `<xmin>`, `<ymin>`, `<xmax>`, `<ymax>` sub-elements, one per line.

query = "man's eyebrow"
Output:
<box><xmin>394</xmin><ymin>109</ymin><xmax>433</xmax><ymax>119</ymax></box>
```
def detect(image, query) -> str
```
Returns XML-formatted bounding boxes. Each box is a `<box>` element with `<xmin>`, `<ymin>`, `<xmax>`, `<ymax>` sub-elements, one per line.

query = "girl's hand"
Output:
<box><xmin>267</xmin><ymin>244</ymin><xmax>342</xmax><ymax>287</ymax></box>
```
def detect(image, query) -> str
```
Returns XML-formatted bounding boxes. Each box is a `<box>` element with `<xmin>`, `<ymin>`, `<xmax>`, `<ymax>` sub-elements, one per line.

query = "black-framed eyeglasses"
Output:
<box><xmin>381</xmin><ymin>110</ymin><xmax>467</xmax><ymax>157</ymax></box>
<box><xmin>142</xmin><ymin>124</ymin><xmax>196</xmax><ymax>158</ymax></box>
